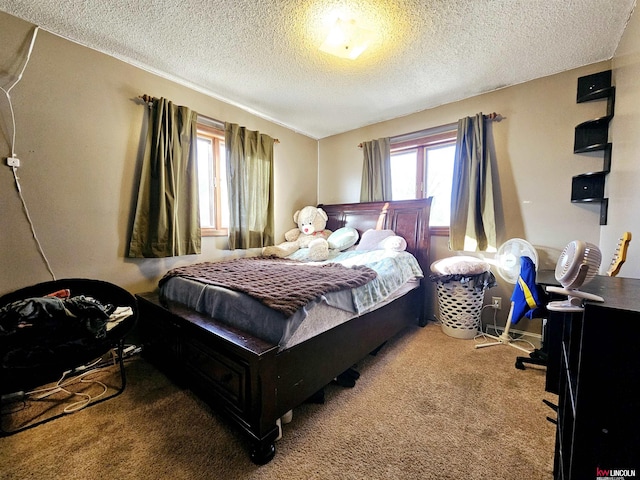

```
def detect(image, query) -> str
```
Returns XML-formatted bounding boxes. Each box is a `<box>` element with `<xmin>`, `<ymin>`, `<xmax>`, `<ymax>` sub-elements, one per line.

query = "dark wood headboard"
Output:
<box><xmin>318</xmin><ymin>198</ymin><xmax>433</xmax><ymax>275</ymax></box>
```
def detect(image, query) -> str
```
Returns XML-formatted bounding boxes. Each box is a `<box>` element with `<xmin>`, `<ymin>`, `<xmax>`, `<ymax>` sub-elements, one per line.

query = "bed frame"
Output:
<box><xmin>136</xmin><ymin>198</ymin><xmax>432</xmax><ymax>464</ymax></box>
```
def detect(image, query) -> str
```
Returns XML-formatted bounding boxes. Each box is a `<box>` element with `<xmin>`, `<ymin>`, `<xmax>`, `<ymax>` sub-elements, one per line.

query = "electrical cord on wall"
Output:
<box><xmin>473</xmin><ymin>304</ymin><xmax>499</xmax><ymax>343</ymax></box>
<box><xmin>1</xmin><ymin>26</ymin><xmax>56</xmax><ymax>281</ymax></box>
<box><xmin>10</xmin><ymin>168</ymin><xmax>56</xmax><ymax>280</ymax></box>
<box><xmin>474</xmin><ymin>303</ymin><xmax>536</xmax><ymax>350</ymax></box>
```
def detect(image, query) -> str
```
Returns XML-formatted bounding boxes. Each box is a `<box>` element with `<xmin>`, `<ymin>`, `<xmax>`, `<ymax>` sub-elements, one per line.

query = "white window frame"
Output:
<box><xmin>390</xmin><ymin>124</ymin><xmax>457</xmax><ymax>235</ymax></box>
<box><xmin>196</xmin><ymin>122</ymin><xmax>228</xmax><ymax>237</ymax></box>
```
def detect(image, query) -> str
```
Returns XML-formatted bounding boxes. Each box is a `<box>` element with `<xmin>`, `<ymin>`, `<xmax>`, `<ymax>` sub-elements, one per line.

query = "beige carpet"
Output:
<box><xmin>0</xmin><ymin>323</ymin><xmax>556</xmax><ymax>479</ymax></box>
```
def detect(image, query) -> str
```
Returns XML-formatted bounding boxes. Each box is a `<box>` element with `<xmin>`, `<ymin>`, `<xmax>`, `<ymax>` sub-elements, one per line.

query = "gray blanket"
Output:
<box><xmin>159</xmin><ymin>256</ymin><xmax>377</xmax><ymax>317</ymax></box>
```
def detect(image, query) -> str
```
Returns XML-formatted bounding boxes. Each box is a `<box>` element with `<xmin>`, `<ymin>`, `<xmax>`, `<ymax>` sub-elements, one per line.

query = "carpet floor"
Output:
<box><xmin>0</xmin><ymin>322</ymin><xmax>556</xmax><ymax>479</ymax></box>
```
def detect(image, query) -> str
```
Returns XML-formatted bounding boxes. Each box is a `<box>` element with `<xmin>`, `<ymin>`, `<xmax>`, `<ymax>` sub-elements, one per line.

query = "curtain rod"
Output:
<box><xmin>484</xmin><ymin>112</ymin><xmax>504</xmax><ymax>121</ymax></box>
<box><xmin>137</xmin><ymin>95</ymin><xmax>280</xmax><ymax>143</ymax></box>
<box><xmin>357</xmin><ymin>112</ymin><xmax>504</xmax><ymax>148</ymax></box>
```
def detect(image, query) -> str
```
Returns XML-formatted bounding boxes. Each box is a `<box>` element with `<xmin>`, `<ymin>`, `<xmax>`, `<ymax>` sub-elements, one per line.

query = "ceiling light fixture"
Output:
<box><xmin>319</xmin><ymin>18</ymin><xmax>373</xmax><ymax>60</ymax></box>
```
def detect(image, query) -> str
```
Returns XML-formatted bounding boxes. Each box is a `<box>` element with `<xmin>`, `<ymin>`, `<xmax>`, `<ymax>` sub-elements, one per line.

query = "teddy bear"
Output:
<box><xmin>262</xmin><ymin>206</ymin><xmax>333</xmax><ymax>261</ymax></box>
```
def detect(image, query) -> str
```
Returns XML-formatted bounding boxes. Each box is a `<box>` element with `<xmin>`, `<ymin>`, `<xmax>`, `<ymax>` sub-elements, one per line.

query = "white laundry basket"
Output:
<box><xmin>431</xmin><ymin>257</ymin><xmax>495</xmax><ymax>339</ymax></box>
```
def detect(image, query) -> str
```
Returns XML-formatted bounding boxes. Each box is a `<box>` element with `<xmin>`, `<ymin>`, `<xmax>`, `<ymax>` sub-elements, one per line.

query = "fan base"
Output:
<box><xmin>474</xmin><ymin>332</ymin><xmax>533</xmax><ymax>353</ymax></box>
<box><xmin>546</xmin><ymin>286</ymin><xmax>604</xmax><ymax>312</ymax></box>
<box><xmin>547</xmin><ymin>300</ymin><xmax>584</xmax><ymax>312</ymax></box>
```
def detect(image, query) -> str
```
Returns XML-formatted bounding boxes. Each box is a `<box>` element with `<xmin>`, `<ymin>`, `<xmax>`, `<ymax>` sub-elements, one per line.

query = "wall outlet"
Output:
<box><xmin>492</xmin><ymin>296</ymin><xmax>502</xmax><ymax>310</ymax></box>
<box><xmin>5</xmin><ymin>156</ymin><xmax>20</xmax><ymax>167</ymax></box>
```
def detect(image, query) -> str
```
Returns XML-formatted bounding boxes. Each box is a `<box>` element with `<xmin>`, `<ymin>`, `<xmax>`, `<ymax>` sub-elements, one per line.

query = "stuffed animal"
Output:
<box><xmin>262</xmin><ymin>206</ymin><xmax>333</xmax><ymax>261</ymax></box>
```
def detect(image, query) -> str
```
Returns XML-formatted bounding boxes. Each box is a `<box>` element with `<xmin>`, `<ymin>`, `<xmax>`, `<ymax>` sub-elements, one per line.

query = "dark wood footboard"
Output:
<box><xmin>137</xmin><ymin>286</ymin><xmax>422</xmax><ymax>464</ymax></box>
<box><xmin>137</xmin><ymin>292</ymin><xmax>281</xmax><ymax>463</ymax></box>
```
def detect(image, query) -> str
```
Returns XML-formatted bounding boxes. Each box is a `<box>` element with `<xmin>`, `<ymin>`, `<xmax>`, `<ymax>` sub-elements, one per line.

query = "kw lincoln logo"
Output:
<box><xmin>596</xmin><ymin>468</ymin><xmax>636</xmax><ymax>479</ymax></box>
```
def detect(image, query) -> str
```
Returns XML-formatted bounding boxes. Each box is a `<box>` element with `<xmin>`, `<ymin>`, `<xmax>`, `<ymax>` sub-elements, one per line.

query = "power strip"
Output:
<box><xmin>121</xmin><ymin>345</ymin><xmax>142</xmax><ymax>357</ymax></box>
<box><xmin>1</xmin><ymin>391</ymin><xmax>25</xmax><ymax>403</ymax></box>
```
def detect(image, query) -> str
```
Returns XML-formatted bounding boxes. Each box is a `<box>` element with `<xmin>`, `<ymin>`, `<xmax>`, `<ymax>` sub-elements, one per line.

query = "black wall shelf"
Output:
<box><xmin>572</xmin><ymin>70</ymin><xmax>614</xmax><ymax>225</ymax></box>
<box><xmin>571</xmin><ymin>173</ymin><xmax>609</xmax><ymax>224</ymax></box>
<box><xmin>574</xmin><ymin>118</ymin><xmax>612</xmax><ymax>153</ymax></box>
<box><xmin>576</xmin><ymin>69</ymin><xmax>613</xmax><ymax>102</ymax></box>
<box><xmin>571</xmin><ymin>172</ymin><xmax>606</xmax><ymax>201</ymax></box>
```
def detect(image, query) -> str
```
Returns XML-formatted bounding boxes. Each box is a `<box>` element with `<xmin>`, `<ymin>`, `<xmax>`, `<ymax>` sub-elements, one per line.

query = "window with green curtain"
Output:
<box><xmin>449</xmin><ymin>113</ymin><xmax>497</xmax><ymax>252</ymax></box>
<box><xmin>128</xmin><ymin>97</ymin><xmax>201</xmax><ymax>258</ymax></box>
<box><xmin>225</xmin><ymin>122</ymin><xmax>274</xmax><ymax>249</ymax></box>
<box><xmin>360</xmin><ymin>137</ymin><xmax>391</xmax><ymax>202</ymax></box>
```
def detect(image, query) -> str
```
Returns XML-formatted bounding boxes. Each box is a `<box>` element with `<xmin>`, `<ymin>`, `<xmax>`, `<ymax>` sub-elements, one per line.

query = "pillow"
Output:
<box><xmin>379</xmin><ymin>235</ymin><xmax>407</xmax><ymax>252</ymax></box>
<box><xmin>355</xmin><ymin>229</ymin><xmax>396</xmax><ymax>251</ymax></box>
<box><xmin>327</xmin><ymin>227</ymin><xmax>359</xmax><ymax>251</ymax></box>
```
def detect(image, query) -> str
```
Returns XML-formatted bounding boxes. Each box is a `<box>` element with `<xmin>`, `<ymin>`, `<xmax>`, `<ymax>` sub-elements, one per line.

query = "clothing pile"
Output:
<box><xmin>0</xmin><ymin>289</ymin><xmax>132</xmax><ymax>369</ymax></box>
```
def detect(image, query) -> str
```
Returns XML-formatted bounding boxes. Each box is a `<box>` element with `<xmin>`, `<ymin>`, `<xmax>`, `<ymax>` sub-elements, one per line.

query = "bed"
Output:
<box><xmin>136</xmin><ymin>198</ymin><xmax>432</xmax><ymax>464</ymax></box>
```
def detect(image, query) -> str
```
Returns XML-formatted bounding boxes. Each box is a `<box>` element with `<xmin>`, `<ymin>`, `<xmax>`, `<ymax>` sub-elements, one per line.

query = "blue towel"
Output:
<box><xmin>510</xmin><ymin>256</ymin><xmax>543</xmax><ymax>324</ymax></box>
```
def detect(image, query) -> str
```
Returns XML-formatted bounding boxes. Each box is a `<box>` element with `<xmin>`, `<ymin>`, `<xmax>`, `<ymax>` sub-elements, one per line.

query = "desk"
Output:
<box><xmin>536</xmin><ymin>271</ymin><xmax>640</xmax><ymax>479</ymax></box>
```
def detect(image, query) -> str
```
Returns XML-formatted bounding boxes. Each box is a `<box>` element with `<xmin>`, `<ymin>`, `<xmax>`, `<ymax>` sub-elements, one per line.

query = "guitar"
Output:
<box><xmin>607</xmin><ymin>231</ymin><xmax>632</xmax><ymax>277</ymax></box>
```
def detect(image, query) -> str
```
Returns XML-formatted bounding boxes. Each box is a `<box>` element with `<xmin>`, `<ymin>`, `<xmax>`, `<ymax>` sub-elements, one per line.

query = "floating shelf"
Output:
<box><xmin>574</xmin><ymin>117</ymin><xmax>612</xmax><ymax>153</ymax></box>
<box><xmin>577</xmin><ymin>86</ymin><xmax>615</xmax><ymax>103</ymax></box>
<box><xmin>572</xmin><ymin>70</ymin><xmax>614</xmax><ymax>225</ymax></box>
<box><xmin>571</xmin><ymin>171</ymin><xmax>606</xmax><ymax>202</ymax></box>
<box><xmin>571</xmin><ymin>171</ymin><xmax>609</xmax><ymax>225</ymax></box>
<box><xmin>577</xmin><ymin>70</ymin><xmax>612</xmax><ymax>102</ymax></box>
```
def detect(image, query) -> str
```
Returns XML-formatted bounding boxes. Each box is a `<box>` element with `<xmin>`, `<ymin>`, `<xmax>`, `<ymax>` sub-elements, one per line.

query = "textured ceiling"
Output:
<box><xmin>0</xmin><ymin>0</ymin><xmax>636</xmax><ymax>139</ymax></box>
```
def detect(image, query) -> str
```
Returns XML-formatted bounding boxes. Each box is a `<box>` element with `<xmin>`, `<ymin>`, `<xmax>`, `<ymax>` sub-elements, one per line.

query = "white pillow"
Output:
<box><xmin>355</xmin><ymin>229</ymin><xmax>396</xmax><ymax>251</ymax></box>
<box><xmin>379</xmin><ymin>235</ymin><xmax>407</xmax><ymax>252</ymax></box>
<box><xmin>327</xmin><ymin>227</ymin><xmax>359</xmax><ymax>251</ymax></box>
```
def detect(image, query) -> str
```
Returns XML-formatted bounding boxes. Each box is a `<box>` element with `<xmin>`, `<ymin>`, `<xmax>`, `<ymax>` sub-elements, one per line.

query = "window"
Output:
<box><xmin>196</xmin><ymin>124</ymin><xmax>228</xmax><ymax>236</ymax></box>
<box><xmin>390</xmin><ymin>127</ymin><xmax>456</xmax><ymax>232</ymax></box>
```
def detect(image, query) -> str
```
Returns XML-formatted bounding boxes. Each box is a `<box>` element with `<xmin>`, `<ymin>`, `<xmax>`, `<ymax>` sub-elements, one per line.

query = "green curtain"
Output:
<box><xmin>128</xmin><ymin>98</ymin><xmax>201</xmax><ymax>258</ymax></box>
<box><xmin>360</xmin><ymin>137</ymin><xmax>391</xmax><ymax>202</ymax></box>
<box><xmin>225</xmin><ymin>122</ymin><xmax>274</xmax><ymax>249</ymax></box>
<box><xmin>449</xmin><ymin>113</ymin><xmax>497</xmax><ymax>252</ymax></box>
